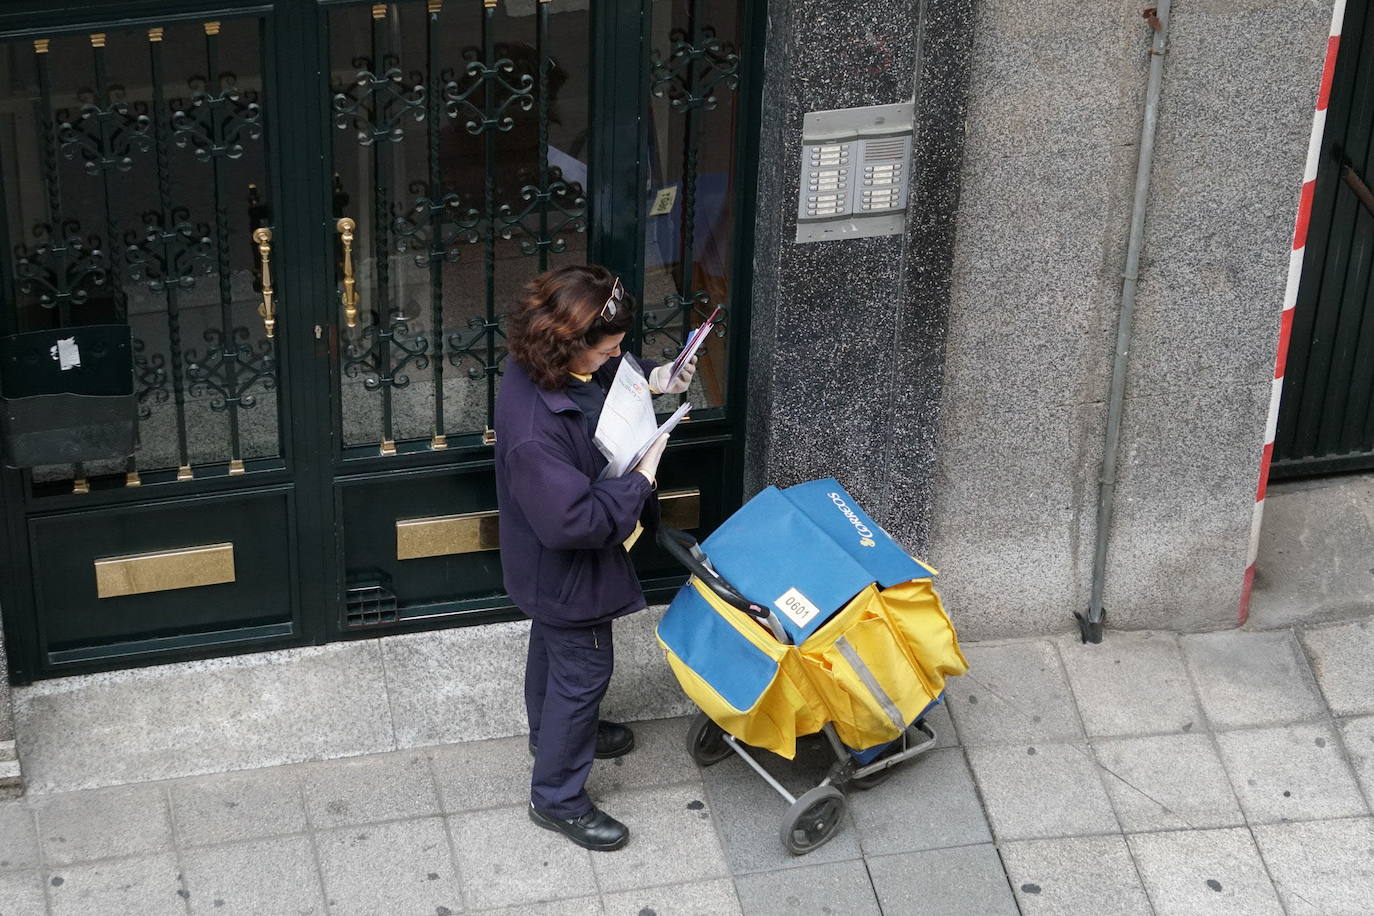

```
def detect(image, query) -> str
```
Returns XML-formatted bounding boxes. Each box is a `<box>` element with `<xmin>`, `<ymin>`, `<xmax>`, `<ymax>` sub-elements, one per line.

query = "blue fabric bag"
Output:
<box><xmin>700</xmin><ymin>478</ymin><xmax>936</xmax><ymax>644</ymax></box>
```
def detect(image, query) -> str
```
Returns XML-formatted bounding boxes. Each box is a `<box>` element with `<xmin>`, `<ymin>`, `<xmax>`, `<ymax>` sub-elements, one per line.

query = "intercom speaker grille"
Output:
<box><xmin>863</xmin><ymin>138</ymin><xmax>907</xmax><ymax>161</ymax></box>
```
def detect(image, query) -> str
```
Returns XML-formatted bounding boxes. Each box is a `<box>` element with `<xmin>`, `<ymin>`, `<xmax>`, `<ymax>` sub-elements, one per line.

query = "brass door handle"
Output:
<box><xmin>336</xmin><ymin>217</ymin><xmax>359</xmax><ymax>329</ymax></box>
<box><xmin>253</xmin><ymin>228</ymin><xmax>276</xmax><ymax>338</ymax></box>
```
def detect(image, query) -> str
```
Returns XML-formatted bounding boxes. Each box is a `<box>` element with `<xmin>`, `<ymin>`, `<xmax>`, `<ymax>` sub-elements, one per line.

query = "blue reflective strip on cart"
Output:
<box><xmin>657</xmin><ymin>583</ymin><xmax>777</xmax><ymax>712</ymax></box>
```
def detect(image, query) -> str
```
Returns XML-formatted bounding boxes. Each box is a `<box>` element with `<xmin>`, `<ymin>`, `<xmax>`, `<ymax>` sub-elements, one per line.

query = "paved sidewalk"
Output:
<box><xmin>3</xmin><ymin>618</ymin><xmax>1374</xmax><ymax>915</ymax></box>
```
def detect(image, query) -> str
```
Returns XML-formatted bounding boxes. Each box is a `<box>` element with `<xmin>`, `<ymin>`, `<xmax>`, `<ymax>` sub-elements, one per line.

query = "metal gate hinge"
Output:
<box><xmin>482</xmin><ymin>428</ymin><xmax>497</xmax><ymax>446</ymax></box>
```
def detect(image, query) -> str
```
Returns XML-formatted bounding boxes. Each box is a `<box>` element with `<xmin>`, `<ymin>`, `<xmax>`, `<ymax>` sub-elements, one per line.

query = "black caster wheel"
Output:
<box><xmin>780</xmin><ymin>785</ymin><xmax>846</xmax><ymax>855</ymax></box>
<box><xmin>686</xmin><ymin>711</ymin><xmax>733</xmax><ymax>766</ymax></box>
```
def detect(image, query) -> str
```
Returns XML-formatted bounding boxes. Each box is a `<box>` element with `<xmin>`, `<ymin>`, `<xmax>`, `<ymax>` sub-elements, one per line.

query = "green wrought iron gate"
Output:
<box><xmin>0</xmin><ymin>0</ymin><xmax>760</xmax><ymax>681</ymax></box>
<box><xmin>1274</xmin><ymin>0</ymin><xmax>1374</xmax><ymax>479</ymax></box>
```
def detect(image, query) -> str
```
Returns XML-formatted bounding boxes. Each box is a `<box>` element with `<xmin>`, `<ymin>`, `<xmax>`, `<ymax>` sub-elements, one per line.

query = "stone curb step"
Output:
<box><xmin>0</xmin><ymin>740</ymin><xmax>23</xmax><ymax>798</ymax></box>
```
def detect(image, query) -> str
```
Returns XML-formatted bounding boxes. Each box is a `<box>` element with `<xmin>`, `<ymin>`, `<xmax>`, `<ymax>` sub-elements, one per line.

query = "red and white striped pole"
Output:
<box><xmin>1240</xmin><ymin>0</ymin><xmax>1348</xmax><ymax>624</ymax></box>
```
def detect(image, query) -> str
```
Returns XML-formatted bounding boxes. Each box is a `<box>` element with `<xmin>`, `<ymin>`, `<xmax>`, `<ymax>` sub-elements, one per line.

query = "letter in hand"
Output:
<box><xmin>634</xmin><ymin>433</ymin><xmax>669</xmax><ymax>486</ymax></box>
<box><xmin>649</xmin><ymin>356</ymin><xmax>697</xmax><ymax>395</ymax></box>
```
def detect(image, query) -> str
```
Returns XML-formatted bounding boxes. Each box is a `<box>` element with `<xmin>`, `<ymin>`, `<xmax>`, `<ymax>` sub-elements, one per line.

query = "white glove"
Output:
<box><xmin>648</xmin><ymin>355</ymin><xmax>697</xmax><ymax>395</ymax></box>
<box><xmin>634</xmin><ymin>434</ymin><xmax>669</xmax><ymax>486</ymax></box>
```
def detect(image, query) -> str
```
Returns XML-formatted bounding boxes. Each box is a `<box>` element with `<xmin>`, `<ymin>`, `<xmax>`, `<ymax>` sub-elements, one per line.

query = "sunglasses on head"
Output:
<box><xmin>599</xmin><ymin>276</ymin><xmax>625</xmax><ymax>322</ymax></box>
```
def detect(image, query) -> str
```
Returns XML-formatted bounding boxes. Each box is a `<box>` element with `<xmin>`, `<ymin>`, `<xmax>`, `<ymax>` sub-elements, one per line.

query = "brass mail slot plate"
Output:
<box><xmin>396</xmin><ymin>511</ymin><xmax>500</xmax><ymax>560</ymax></box>
<box><xmin>394</xmin><ymin>489</ymin><xmax>701</xmax><ymax>560</ymax></box>
<box><xmin>661</xmin><ymin>488</ymin><xmax>701</xmax><ymax>530</ymax></box>
<box><xmin>95</xmin><ymin>542</ymin><xmax>236</xmax><ymax>599</ymax></box>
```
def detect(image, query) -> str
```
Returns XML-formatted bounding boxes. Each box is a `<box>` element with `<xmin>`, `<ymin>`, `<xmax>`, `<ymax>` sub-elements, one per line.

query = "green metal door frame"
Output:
<box><xmin>1274</xmin><ymin>0</ymin><xmax>1374</xmax><ymax>479</ymax></box>
<box><xmin>0</xmin><ymin>0</ymin><xmax>765</xmax><ymax>681</ymax></box>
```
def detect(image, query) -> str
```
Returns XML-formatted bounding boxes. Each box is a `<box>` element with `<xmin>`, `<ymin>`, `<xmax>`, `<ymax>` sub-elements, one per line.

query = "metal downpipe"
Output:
<box><xmin>1079</xmin><ymin>2</ymin><xmax>1172</xmax><ymax>644</ymax></box>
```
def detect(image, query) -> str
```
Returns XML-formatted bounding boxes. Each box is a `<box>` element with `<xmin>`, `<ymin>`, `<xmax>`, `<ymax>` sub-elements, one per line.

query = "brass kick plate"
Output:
<box><xmin>95</xmin><ymin>543</ymin><xmax>236</xmax><ymax>599</ymax></box>
<box><xmin>394</xmin><ymin>489</ymin><xmax>701</xmax><ymax>560</ymax></box>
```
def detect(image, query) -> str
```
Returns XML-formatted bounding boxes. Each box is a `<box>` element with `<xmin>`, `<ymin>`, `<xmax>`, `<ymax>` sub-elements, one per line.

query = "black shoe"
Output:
<box><xmin>529</xmin><ymin>803</ymin><xmax>629</xmax><ymax>851</ymax></box>
<box><xmin>529</xmin><ymin>720</ymin><xmax>636</xmax><ymax>760</ymax></box>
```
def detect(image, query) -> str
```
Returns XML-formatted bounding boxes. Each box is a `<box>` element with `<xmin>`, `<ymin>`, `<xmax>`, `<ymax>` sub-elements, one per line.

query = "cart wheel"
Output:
<box><xmin>686</xmin><ymin>712</ymin><xmax>733</xmax><ymax>766</ymax></box>
<box><xmin>780</xmin><ymin>786</ymin><xmax>846</xmax><ymax>855</ymax></box>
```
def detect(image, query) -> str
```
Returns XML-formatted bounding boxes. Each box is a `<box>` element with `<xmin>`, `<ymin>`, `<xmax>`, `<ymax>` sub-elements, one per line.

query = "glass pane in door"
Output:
<box><xmin>0</xmin><ymin>17</ymin><xmax>281</xmax><ymax>491</ymax></box>
<box><xmin>327</xmin><ymin>0</ymin><xmax>590</xmax><ymax>455</ymax></box>
<box><xmin>643</xmin><ymin>0</ymin><xmax>746</xmax><ymax>416</ymax></box>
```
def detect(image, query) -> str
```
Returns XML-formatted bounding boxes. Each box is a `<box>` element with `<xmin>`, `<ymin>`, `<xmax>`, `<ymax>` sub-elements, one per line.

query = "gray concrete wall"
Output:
<box><xmin>928</xmin><ymin>0</ymin><xmax>1332</xmax><ymax>638</ymax></box>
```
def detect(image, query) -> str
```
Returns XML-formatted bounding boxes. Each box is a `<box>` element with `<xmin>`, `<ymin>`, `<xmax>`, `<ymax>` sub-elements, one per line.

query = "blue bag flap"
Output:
<box><xmin>781</xmin><ymin>479</ymin><xmax>935</xmax><ymax>587</ymax></box>
<box><xmin>702</xmin><ymin>486</ymin><xmax>878</xmax><ymax>642</ymax></box>
<box><xmin>658</xmin><ymin>583</ymin><xmax>778</xmax><ymax>713</ymax></box>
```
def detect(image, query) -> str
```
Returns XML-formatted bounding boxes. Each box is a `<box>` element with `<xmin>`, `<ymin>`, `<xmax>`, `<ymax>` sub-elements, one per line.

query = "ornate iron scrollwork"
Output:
<box><xmin>125</xmin><ymin>208</ymin><xmax>213</xmax><ymax>293</ymax></box>
<box><xmin>14</xmin><ymin>220</ymin><xmax>108</xmax><ymax>310</ymax></box>
<box><xmin>496</xmin><ymin>172</ymin><xmax>586</xmax><ymax>257</ymax></box>
<box><xmin>393</xmin><ymin>181</ymin><xmax>481</xmax><ymax>267</ymax></box>
<box><xmin>56</xmin><ymin>87</ymin><xmax>152</xmax><ymax>174</ymax></box>
<box><xmin>186</xmin><ymin>327</ymin><xmax>276</xmax><ymax>411</ymax></box>
<box><xmin>650</xmin><ymin>27</ymin><xmax>741</xmax><ymax>112</ymax></box>
<box><xmin>444</xmin><ymin>49</ymin><xmax>534</xmax><ymax>135</ymax></box>
<box><xmin>333</xmin><ymin>55</ymin><xmax>426</xmax><ymax>146</ymax></box>
<box><xmin>132</xmin><ymin>337</ymin><xmax>168</xmax><ymax>421</ymax></box>
<box><xmin>447</xmin><ymin>315</ymin><xmax>506</xmax><ymax>381</ymax></box>
<box><xmin>343</xmin><ymin>311</ymin><xmax>431</xmax><ymax>392</ymax></box>
<box><xmin>171</xmin><ymin>74</ymin><xmax>263</xmax><ymax>162</ymax></box>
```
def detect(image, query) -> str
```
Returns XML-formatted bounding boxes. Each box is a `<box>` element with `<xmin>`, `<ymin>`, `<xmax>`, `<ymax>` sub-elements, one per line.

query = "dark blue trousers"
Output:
<box><xmin>525</xmin><ymin>618</ymin><xmax>614</xmax><ymax>818</ymax></box>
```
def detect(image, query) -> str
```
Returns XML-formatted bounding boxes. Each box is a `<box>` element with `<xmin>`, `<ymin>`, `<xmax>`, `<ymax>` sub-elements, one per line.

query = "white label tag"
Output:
<box><xmin>648</xmin><ymin>186</ymin><xmax>678</xmax><ymax>216</ymax></box>
<box><xmin>52</xmin><ymin>337</ymin><xmax>81</xmax><ymax>371</ymax></box>
<box><xmin>774</xmin><ymin>587</ymin><xmax>822</xmax><ymax>628</ymax></box>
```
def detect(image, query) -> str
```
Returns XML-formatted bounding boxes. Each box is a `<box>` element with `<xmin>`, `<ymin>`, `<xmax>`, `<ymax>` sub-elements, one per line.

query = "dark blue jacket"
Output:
<box><xmin>495</xmin><ymin>355</ymin><xmax>661</xmax><ymax>627</ymax></box>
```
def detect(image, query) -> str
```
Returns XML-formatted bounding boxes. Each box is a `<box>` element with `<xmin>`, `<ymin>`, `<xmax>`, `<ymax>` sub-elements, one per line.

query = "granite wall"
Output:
<box><xmin>748</xmin><ymin>0</ymin><xmax>1333</xmax><ymax>639</ymax></box>
<box><xmin>745</xmin><ymin>0</ymin><xmax>974</xmax><ymax>552</ymax></box>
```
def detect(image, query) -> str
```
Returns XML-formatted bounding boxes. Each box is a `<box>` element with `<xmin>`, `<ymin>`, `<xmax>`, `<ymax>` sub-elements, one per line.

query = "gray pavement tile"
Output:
<box><xmin>1302</xmin><ymin>619</ymin><xmax>1374</xmax><ymax>717</ymax></box>
<box><xmin>478</xmin><ymin>897</ymin><xmax>602</xmax><ymax>916</ymax></box>
<box><xmin>314</xmin><ymin>816</ymin><xmax>462</xmax><ymax>916</ymax></box>
<box><xmin>1057</xmin><ymin>632</ymin><xmax>1204</xmax><ymax>737</ymax></box>
<box><xmin>0</xmin><ymin>802</ymin><xmax>38</xmax><ymax>871</ymax></box>
<box><xmin>46</xmin><ymin>852</ymin><xmax>186</xmax><ymax>916</ymax></box>
<box><xmin>699</xmin><ymin>764</ymin><xmax>862</xmax><ymax>875</ymax></box>
<box><xmin>945</xmin><ymin>641</ymin><xmax>1084</xmax><ymax>746</ymax></box>
<box><xmin>586</xmin><ymin>717</ymin><xmax>703</xmax><ymax>801</ymax></box>
<box><xmin>1252</xmin><ymin>817</ymin><xmax>1374</xmax><ymax>916</ymax></box>
<box><xmin>14</xmin><ymin>642</ymin><xmax>394</xmax><ymax>793</ymax></box>
<box><xmin>301</xmin><ymin>751</ymin><xmax>441</xmax><ymax>829</ymax></box>
<box><xmin>447</xmin><ymin>805</ymin><xmax>596</xmax><ymax>910</ymax></box>
<box><xmin>1001</xmin><ymin>836</ymin><xmax>1152</xmax><ymax>916</ymax></box>
<box><xmin>0</xmin><ymin>870</ymin><xmax>46</xmax><ymax>916</ymax></box>
<box><xmin>181</xmin><ymin>835</ymin><xmax>325</xmax><ymax>915</ymax></box>
<box><xmin>1216</xmin><ymin>722</ymin><xmax>1368</xmax><ymax>824</ymax></box>
<box><xmin>867</xmin><ymin>845</ymin><xmax>1019</xmax><ymax>916</ymax></box>
<box><xmin>603</xmin><ymin>878</ymin><xmax>742</xmax><ymax>915</ymax></box>
<box><xmin>966</xmin><ymin>743</ymin><xmax>1119</xmax><ymax>840</ymax></box>
<box><xmin>847</xmin><ymin>747</ymin><xmax>991</xmax><ymax>855</ymax></box>
<box><xmin>1092</xmin><ymin>733</ymin><xmax>1244</xmax><ymax>831</ymax></box>
<box><xmin>1183</xmin><ymin>629</ymin><xmax>1327</xmax><ymax>730</ymax></box>
<box><xmin>429</xmin><ymin>734</ymin><xmax>531</xmax><ymax>813</ymax></box>
<box><xmin>923</xmin><ymin>700</ymin><xmax>960</xmax><ymax>749</ymax></box>
<box><xmin>32</xmin><ymin>783</ymin><xmax>173</xmax><ymax>866</ymax></box>
<box><xmin>169</xmin><ymin>766</ymin><xmax>308</xmax><ymax>847</ymax></box>
<box><xmin>1127</xmin><ymin>828</ymin><xmax>1283</xmax><ymax>916</ymax></box>
<box><xmin>1339</xmin><ymin>715</ymin><xmax>1374</xmax><ymax>802</ymax></box>
<box><xmin>589</xmin><ymin>784</ymin><xmax>728</xmax><ymax>894</ymax></box>
<box><xmin>734</xmin><ymin>859</ymin><xmax>881</xmax><ymax>916</ymax></box>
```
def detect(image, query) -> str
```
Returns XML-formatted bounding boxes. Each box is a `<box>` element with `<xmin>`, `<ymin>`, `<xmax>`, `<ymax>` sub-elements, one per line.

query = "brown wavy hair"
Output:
<box><xmin>507</xmin><ymin>264</ymin><xmax>636</xmax><ymax>390</ymax></box>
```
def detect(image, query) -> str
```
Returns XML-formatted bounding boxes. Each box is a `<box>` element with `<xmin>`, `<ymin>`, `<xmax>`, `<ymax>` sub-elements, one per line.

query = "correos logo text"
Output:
<box><xmin>828</xmin><ymin>491</ymin><xmax>877</xmax><ymax>547</ymax></box>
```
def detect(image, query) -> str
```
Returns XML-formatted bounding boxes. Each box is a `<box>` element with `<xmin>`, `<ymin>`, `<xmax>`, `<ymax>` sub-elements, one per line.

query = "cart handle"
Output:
<box><xmin>656</xmin><ymin>527</ymin><xmax>772</xmax><ymax>621</ymax></box>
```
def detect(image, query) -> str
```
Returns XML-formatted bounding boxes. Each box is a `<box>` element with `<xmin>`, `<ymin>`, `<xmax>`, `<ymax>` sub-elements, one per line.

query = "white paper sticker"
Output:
<box><xmin>774</xmin><ymin>587</ymin><xmax>822</xmax><ymax>628</ymax></box>
<box><xmin>52</xmin><ymin>337</ymin><xmax>81</xmax><ymax>371</ymax></box>
<box><xmin>648</xmin><ymin>186</ymin><xmax>678</xmax><ymax>216</ymax></box>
